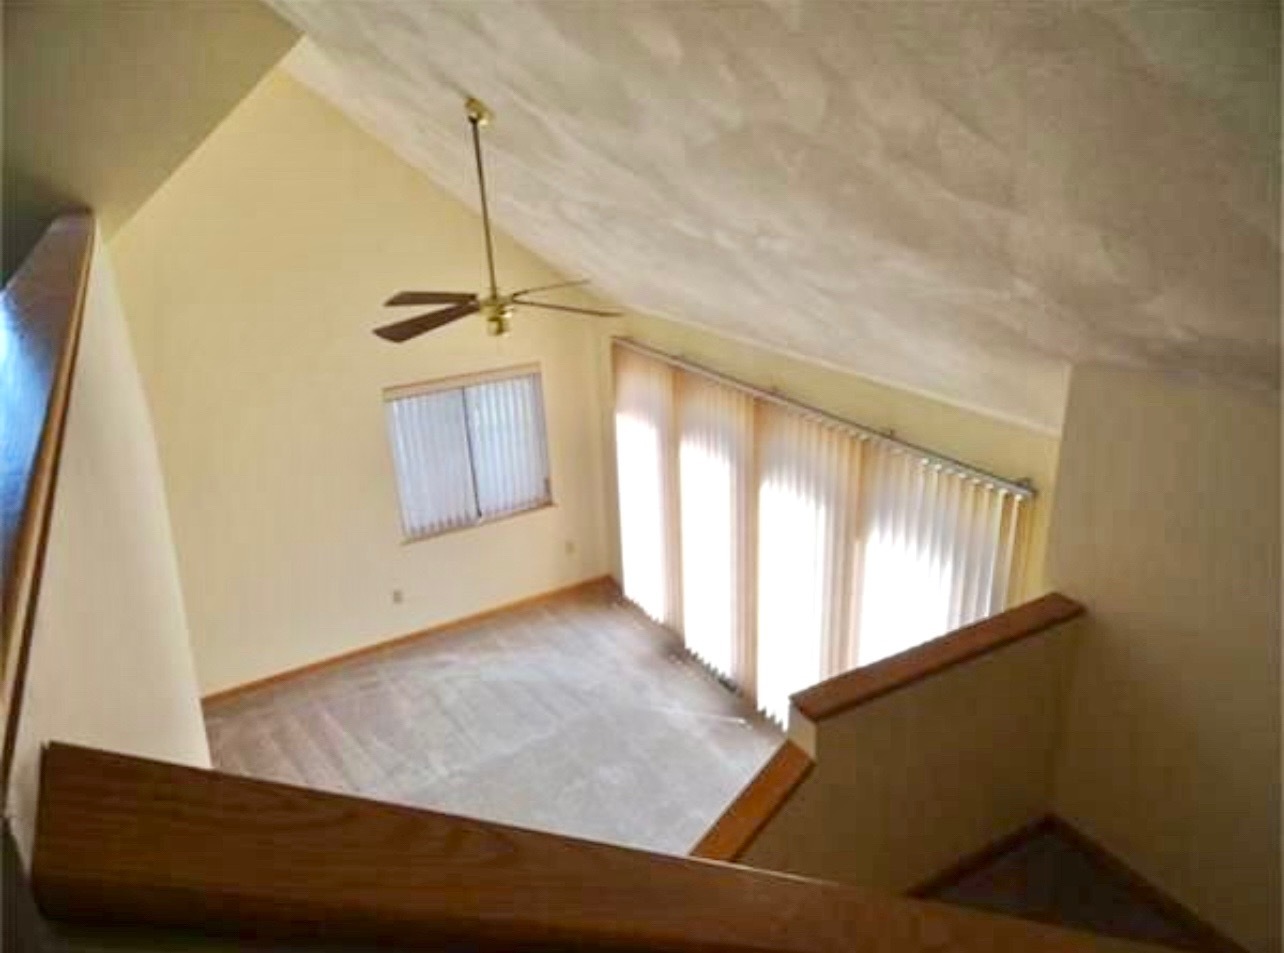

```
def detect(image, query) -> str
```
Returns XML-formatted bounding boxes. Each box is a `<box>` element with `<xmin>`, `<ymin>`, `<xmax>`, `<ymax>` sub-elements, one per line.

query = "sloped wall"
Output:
<box><xmin>111</xmin><ymin>71</ymin><xmax>616</xmax><ymax>695</ymax></box>
<box><xmin>1047</xmin><ymin>365</ymin><xmax>1280</xmax><ymax>953</ymax></box>
<box><xmin>8</xmin><ymin>231</ymin><xmax>210</xmax><ymax>863</ymax></box>
<box><xmin>2</xmin><ymin>0</ymin><xmax>296</xmax><ymax>278</ymax></box>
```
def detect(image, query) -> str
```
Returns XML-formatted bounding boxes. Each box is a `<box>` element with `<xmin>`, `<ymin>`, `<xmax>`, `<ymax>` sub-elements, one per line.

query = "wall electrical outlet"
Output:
<box><xmin>391</xmin><ymin>588</ymin><xmax>404</xmax><ymax>604</ymax></box>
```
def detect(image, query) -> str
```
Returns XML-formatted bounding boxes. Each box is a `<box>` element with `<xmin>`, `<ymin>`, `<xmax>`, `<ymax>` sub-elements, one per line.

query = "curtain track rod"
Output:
<box><xmin>613</xmin><ymin>336</ymin><xmax>1035</xmax><ymax>499</ymax></box>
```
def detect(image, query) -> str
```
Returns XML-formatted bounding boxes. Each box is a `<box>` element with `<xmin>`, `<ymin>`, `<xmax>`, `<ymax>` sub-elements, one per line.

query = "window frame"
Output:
<box><xmin>383</xmin><ymin>362</ymin><xmax>554</xmax><ymax>543</ymax></box>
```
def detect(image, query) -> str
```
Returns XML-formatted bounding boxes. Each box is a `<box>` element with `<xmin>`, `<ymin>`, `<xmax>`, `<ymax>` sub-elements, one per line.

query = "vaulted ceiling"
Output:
<box><xmin>268</xmin><ymin>0</ymin><xmax>1279</xmax><ymax>431</ymax></box>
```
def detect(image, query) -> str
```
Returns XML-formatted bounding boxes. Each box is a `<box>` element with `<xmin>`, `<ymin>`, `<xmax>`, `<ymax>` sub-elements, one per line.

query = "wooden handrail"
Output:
<box><xmin>690</xmin><ymin>741</ymin><xmax>813</xmax><ymax>862</ymax></box>
<box><xmin>33</xmin><ymin>743</ymin><xmax>1164</xmax><ymax>952</ymax></box>
<box><xmin>0</xmin><ymin>214</ymin><xmax>95</xmax><ymax>809</ymax></box>
<box><xmin>791</xmin><ymin>593</ymin><xmax>1085</xmax><ymax>722</ymax></box>
<box><xmin>691</xmin><ymin>594</ymin><xmax>1085</xmax><ymax>866</ymax></box>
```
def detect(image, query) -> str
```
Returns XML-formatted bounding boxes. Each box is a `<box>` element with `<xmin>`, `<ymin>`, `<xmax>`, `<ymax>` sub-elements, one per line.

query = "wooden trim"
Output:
<box><xmin>690</xmin><ymin>741</ymin><xmax>813</xmax><ymax>862</ymax></box>
<box><xmin>906</xmin><ymin>814</ymin><xmax>1249</xmax><ymax>953</ymax></box>
<box><xmin>907</xmin><ymin>815</ymin><xmax>1056</xmax><ymax>898</ymax></box>
<box><xmin>383</xmin><ymin>361</ymin><xmax>541</xmax><ymax>401</ymax></box>
<box><xmin>32</xmin><ymin>742</ymin><xmax>1144</xmax><ymax>953</ymax></box>
<box><xmin>1044</xmin><ymin>816</ymin><xmax>1251</xmax><ymax>953</ymax></box>
<box><xmin>791</xmin><ymin>593</ymin><xmax>1084</xmax><ymax>723</ymax></box>
<box><xmin>0</xmin><ymin>214</ymin><xmax>95</xmax><ymax>811</ymax></box>
<box><xmin>4</xmin><ymin>819</ymin><xmax>48</xmax><ymax>953</ymax></box>
<box><xmin>201</xmin><ymin>575</ymin><xmax>616</xmax><ymax>705</ymax></box>
<box><xmin>399</xmin><ymin>499</ymin><xmax>556</xmax><ymax>545</ymax></box>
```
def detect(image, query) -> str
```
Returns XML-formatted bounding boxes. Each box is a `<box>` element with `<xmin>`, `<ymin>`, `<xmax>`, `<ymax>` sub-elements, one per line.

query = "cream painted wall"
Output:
<box><xmin>1</xmin><ymin>0</ymin><xmax>296</xmax><ymax>278</ymax></box>
<box><xmin>8</xmin><ymin>232</ymin><xmax>210</xmax><ymax>863</ymax></box>
<box><xmin>112</xmin><ymin>71</ymin><xmax>614</xmax><ymax>695</ymax></box>
<box><xmin>609</xmin><ymin>315</ymin><xmax>1061</xmax><ymax>601</ymax></box>
<box><xmin>741</xmin><ymin>620</ymin><xmax>1077</xmax><ymax>889</ymax></box>
<box><xmin>1047</xmin><ymin>365</ymin><xmax>1280</xmax><ymax>953</ymax></box>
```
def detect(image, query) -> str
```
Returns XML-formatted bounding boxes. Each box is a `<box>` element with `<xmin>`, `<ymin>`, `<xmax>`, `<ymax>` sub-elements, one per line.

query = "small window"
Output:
<box><xmin>384</xmin><ymin>365</ymin><xmax>551</xmax><ymax>540</ymax></box>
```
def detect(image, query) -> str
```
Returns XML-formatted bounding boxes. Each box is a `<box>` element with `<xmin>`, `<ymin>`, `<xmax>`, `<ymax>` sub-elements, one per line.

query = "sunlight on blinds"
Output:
<box><xmin>613</xmin><ymin>348</ymin><xmax>680</xmax><ymax>627</ymax></box>
<box><xmin>465</xmin><ymin>374</ymin><xmax>550</xmax><ymax>518</ymax></box>
<box><xmin>677</xmin><ymin>375</ymin><xmax>754</xmax><ymax>688</ymax></box>
<box><xmin>610</xmin><ymin>340</ymin><xmax>1029</xmax><ymax>726</ymax></box>
<box><xmin>854</xmin><ymin>447</ymin><xmax>1023</xmax><ymax>665</ymax></box>
<box><xmin>756</xmin><ymin>405</ymin><xmax>862</xmax><ymax>724</ymax></box>
<box><xmin>386</xmin><ymin>388</ymin><xmax>477</xmax><ymax>537</ymax></box>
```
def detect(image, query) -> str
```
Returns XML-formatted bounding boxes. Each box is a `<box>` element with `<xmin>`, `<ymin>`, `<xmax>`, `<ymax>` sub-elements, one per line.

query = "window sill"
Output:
<box><xmin>400</xmin><ymin>500</ymin><xmax>557</xmax><ymax>545</ymax></box>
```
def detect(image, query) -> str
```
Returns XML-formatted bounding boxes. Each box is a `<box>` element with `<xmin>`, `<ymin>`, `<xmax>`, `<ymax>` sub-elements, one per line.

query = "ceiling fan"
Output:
<box><xmin>374</xmin><ymin>97</ymin><xmax>619</xmax><ymax>342</ymax></box>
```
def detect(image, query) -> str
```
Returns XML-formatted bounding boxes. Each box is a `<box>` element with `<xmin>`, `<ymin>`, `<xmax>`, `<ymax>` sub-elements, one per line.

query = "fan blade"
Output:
<box><xmin>373</xmin><ymin>301</ymin><xmax>481</xmax><ymax>342</ymax></box>
<box><xmin>385</xmin><ymin>291</ymin><xmax>476</xmax><ymax>307</ymax></box>
<box><xmin>510</xmin><ymin>279</ymin><xmax>590</xmax><ymax>299</ymax></box>
<box><xmin>517</xmin><ymin>300</ymin><xmax>622</xmax><ymax>318</ymax></box>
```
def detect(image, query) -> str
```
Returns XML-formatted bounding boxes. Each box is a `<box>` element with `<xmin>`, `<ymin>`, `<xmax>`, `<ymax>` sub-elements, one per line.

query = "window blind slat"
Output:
<box><xmin>465</xmin><ymin>374</ymin><xmax>550</xmax><ymax>518</ymax></box>
<box><xmin>386</xmin><ymin>388</ymin><xmax>477</xmax><ymax>538</ymax></box>
<box><xmin>754</xmin><ymin>407</ymin><xmax>858</xmax><ymax>724</ymax></box>
<box><xmin>993</xmin><ymin>495</ymin><xmax>1021</xmax><ymax>611</ymax></box>
<box><xmin>677</xmin><ymin>375</ymin><xmax>753</xmax><ymax>685</ymax></box>
<box><xmin>613</xmin><ymin>348</ymin><xmax>680</xmax><ymax>627</ymax></box>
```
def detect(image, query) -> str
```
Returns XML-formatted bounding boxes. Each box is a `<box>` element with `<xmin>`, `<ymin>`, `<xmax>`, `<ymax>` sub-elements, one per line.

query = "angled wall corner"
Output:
<box><xmin>1046</xmin><ymin>363</ymin><xmax>1281</xmax><ymax>953</ymax></box>
<box><xmin>110</xmin><ymin>69</ymin><xmax>617</xmax><ymax>696</ymax></box>
<box><xmin>1</xmin><ymin>0</ymin><xmax>298</xmax><ymax>280</ymax></box>
<box><xmin>738</xmin><ymin>614</ymin><xmax>1080</xmax><ymax>893</ymax></box>
<box><xmin>8</xmin><ymin>230</ymin><xmax>210</xmax><ymax>866</ymax></box>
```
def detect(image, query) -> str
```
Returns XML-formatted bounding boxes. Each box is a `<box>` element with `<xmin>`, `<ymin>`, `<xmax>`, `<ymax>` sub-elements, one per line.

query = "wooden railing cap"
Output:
<box><xmin>34</xmin><ymin>741</ymin><xmax>1162</xmax><ymax>953</ymax></box>
<box><xmin>790</xmin><ymin>593</ymin><xmax>1085</xmax><ymax>723</ymax></box>
<box><xmin>690</xmin><ymin>740</ymin><xmax>813</xmax><ymax>863</ymax></box>
<box><xmin>0</xmin><ymin>213</ymin><xmax>96</xmax><ymax>808</ymax></box>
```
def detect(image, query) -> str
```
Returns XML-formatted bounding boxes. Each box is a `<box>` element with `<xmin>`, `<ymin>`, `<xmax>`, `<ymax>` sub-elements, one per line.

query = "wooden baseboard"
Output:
<box><xmin>201</xmin><ymin>575</ymin><xmax>617</xmax><ymax>706</ymax></box>
<box><xmin>907</xmin><ymin>816</ymin><xmax>1055</xmax><ymax>898</ymax></box>
<box><xmin>910</xmin><ymin>814</ymin><xmax>1249</xmax><ymax>953</ymax></box>
<box><xmin>1043</xmin><ymin>816</ymin><xmax>1250</xmax><ymax>953</ymax></box>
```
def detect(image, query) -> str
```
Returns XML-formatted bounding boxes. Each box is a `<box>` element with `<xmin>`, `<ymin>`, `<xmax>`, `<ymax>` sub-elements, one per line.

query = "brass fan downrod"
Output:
<box><xmin>465</xmin><ymin>96</ymin><xmax>510</xmax><ymax>336</ymax></box>
<box><xmin>372</xmin><ymin>96</ymin><xmax>620</xmax><ymax>344</ymax></box>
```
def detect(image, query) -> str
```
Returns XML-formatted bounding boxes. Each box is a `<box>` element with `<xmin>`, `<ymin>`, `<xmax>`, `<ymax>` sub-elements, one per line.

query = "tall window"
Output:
<box><xmin>755</xmin><ymin>404</ymin><xmax>862</xmax><ymax>722</ymax></box>
<box><xmin>677</xmin><ymin>374</ymin><xmax>754</xmax><ymax>688</ymax></box>
<box><xmin>385</xmin><ymin>365</ymin><xmax>551</xmax><ymax>540</ymax></box>
<box><xmin>853</xmin><ymin>448</ymin><xmax>1022</xmax><ymax>666</ymax></box>
<box><xmin>612</xmin><ymin>341</ymin><xmax>1029</xmax><ymax>724</ymax></box>
<box><xmin>613</xmin><ymin>347</ymin><xmax>680</xmax><ymax>628</ymax></box>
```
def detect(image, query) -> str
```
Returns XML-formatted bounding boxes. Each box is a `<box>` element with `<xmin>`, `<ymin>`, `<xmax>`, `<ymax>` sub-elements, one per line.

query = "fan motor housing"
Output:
<box><xmin>485</xmin><ymin>300</ymin><xmax>513</xmax><ymax>336</ymax></box>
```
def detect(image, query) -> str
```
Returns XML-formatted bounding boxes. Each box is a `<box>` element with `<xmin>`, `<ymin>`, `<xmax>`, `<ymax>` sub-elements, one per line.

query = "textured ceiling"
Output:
<box><xmin>269</xmin><ymin>0</ymin><xmax>1279</xmax><ymax>431</ymax></box>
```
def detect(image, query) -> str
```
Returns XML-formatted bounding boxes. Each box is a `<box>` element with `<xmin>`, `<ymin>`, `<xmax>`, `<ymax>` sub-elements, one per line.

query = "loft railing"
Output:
<box><xmin>692</xmin><ymin>593</ymin><xmax>1086</xmax><ymax>864</ymax></box>
<box><xmin>33</xmin><ymin>742</ymin><xmax>1163</xmax><ymax>952</ymax></box>
<box><xmin>689</xmin><ymin>594</ymin><xmax>1237</xmax><ymax>950</ymax></box>
<box><xmin>0</xmin><ymin>213</ymin><xmax>95</xmax><ymax>810</ymax></box>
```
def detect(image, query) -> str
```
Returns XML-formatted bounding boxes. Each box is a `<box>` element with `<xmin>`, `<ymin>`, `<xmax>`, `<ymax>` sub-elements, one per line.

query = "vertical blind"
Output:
<box><xmin>613</xmin><ymin>342</ymin><xmax>1030</xmax><ymax>724</ymax></box>
<box><xmin>387</xmin><ymin>388</ymin><xmax>478</xmax><ymax>537</ymax></box>
<box><xmin>613</xmin><ymin>347</ymin><xmax>681</xmax><ymax>628</ymax></box>
<box><xmin>465</xmin><ymin>374</ymin><xmax>551</xmax><ymax>519</ymax></box>
<box><xmin>386</xmin><ymin>368</ymin><xmax>551</xmax><ymax>540</ymax></box>
<box><xmin>853</xmin><ymin>447</ymin><xmax>1023</xmax><ymax>666</ymax></box>
<box><xmin>676</xmin><ymin>374</ymin><xmax>754</xmax><ymax>688</ymax></box>
<box><xmin>756</xmin><ymin>404</ymin><xmax>862</xmax><ymax>721</ymax></box>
